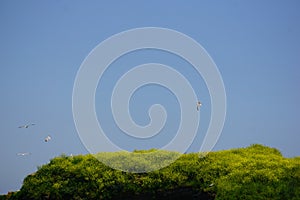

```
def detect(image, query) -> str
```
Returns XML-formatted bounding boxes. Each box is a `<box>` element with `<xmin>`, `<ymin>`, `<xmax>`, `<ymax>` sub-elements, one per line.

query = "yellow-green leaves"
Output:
<box><xmin>9</xmin><ymin>144</ymin><xmax>300</xmax><ymax>200</ymax></box>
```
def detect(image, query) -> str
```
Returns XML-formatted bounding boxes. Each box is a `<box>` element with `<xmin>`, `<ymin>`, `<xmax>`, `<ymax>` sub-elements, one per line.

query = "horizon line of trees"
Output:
<box><xmin>1</xmin><ymin>144</ymin><xmax>300</xmax><ymax>200</ymax></box>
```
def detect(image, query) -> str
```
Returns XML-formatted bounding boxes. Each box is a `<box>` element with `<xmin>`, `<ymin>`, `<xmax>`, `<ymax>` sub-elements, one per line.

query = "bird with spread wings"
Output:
<box><xmin>18</xmin><ymin>123</ymin><xmax>35</xmax><ymax>128</ymax></box>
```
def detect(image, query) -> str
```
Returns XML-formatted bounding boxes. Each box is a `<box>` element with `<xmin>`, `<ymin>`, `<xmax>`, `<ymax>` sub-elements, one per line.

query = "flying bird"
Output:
<box><xmin>44</xmin><ymin>135</ymin><xmax>51</xmax><ymax>142</ymax></box>
<box><xmin>196</xmin><ymin>101</ymin><xmax>202</xmax><ymax>111</ymax></box>
<box><xmin>17</xmin><ymin>152</ymin><xmax>31</xmax><ymax>156</ymax></box>
<box><xmin>18</xmin><ymin>123</ymin><xmax>35</xmax><ymax>128</ymax></box>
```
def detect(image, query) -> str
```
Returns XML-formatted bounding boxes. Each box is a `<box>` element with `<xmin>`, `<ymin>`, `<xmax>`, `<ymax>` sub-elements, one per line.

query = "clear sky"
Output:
<box><xmin>1</xmin><ymin>0</ymin><xmax>300</xmax><ymax>194</ymax></box>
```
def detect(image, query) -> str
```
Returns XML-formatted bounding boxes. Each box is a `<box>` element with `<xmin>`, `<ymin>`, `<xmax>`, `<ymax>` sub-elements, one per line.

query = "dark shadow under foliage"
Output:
<box><xmin>112</xmin><ymin>186</ymin><xmax>214</xmax><ymax>200</ymax></box>
<box><xmin>3</xmin><ymin>144</ymin><xmax>300</xmax><ymax>200</ymax></box>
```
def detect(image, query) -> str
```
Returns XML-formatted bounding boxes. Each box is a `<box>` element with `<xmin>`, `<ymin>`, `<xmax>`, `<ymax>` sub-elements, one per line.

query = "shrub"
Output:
<box><xmin>6</xmin><ymin>145</ymin><xmax>300</xmax><ymax>200</ymax></box>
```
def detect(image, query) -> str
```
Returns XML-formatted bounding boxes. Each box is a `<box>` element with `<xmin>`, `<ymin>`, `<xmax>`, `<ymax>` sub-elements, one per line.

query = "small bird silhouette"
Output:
<box><xmin>17</xmin><ymin>152</ymin><xmax>31</xmax><ymax>156</ymax></box>
<box><xmin>44</xmin><ymin>135</ymin><xmax>51</xmax><ymax>142</ymax></box>
<box><xmin>196</xmin><ymin>101</ymin><xmax>202</xmax><ymax>111</ymax></box>
<box><xmin>18</xmin><ymin>123</ymin><xmax>35</xmax><ymax>128</ymax></box>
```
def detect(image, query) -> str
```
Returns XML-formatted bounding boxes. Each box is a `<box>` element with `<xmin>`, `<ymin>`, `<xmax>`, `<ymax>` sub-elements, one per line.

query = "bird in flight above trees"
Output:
<box><xmin>17</xmin><ymin>152</ymin><xmax>31</xmax><ymax>156</ymax></box>
<box><xmin>18</xmin><ymin>123</ymin><xmax>35</xmax><ymax>128</ymax></box>
<box><xmin>197</xmin><ymin>101</ymin><xmax>202</xmax><ymax>111</ymax></box>
<box><xmin>44</xmin><ymin>135</ymin><xmax>51</xmax><ymax>142</ymax></box>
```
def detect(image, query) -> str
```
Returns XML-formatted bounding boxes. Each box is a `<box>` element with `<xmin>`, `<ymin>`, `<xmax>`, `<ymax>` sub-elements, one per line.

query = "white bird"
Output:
<box><xmin>44</xmin><ymin>135</ymin><xmax>51</xmax><ymax>142</ymax></box>
<box><xmin>197</xmin><ymin>101</ymin><xmax>202</xmax><ymax>111</ymax></box>
<box><xmin>18</xmin><ymin>123</ymin><xmax>35</xmax><ymax>128</ymax></box>
<box><xmin>17</xmin><ymin>152</ymin><xmax>31</xmax><ymax>156</ymax></box>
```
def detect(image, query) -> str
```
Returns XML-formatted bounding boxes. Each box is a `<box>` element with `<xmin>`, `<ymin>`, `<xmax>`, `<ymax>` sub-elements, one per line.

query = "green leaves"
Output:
<box><xmin>95</xmin><ymin>149</ymin><xmax>181</xmax><ymax>173</ymax></box>
<box><xmin>9</xmin><ymin>144</ymin><xmax>300</xmax><ymax>200</ymax></box>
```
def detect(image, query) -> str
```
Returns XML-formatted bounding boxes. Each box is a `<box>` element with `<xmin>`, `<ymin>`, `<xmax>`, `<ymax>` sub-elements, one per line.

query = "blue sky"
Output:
<box><xmin>1</xmin><ymin>0</ymin><xmax>300</xmax><ymax>194</ymax></box>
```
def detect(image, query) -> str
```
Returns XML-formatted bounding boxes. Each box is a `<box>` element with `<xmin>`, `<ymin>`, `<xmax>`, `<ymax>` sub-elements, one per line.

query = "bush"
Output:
<box><xmin>5</xmin><ymin>144</ymin><xmax>300</xmax><ymax>199</ymax></box>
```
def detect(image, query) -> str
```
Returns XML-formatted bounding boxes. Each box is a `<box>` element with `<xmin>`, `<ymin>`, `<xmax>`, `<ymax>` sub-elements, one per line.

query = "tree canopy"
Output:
<box><xmin>2</xmin><ymin>144</ymin><xmax>300</xmax><ymax>200</ymax></box>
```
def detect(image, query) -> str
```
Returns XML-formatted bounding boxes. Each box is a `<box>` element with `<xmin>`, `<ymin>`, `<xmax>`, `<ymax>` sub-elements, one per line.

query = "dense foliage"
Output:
<box><xmin>3</xmin><ymin>144</ymin><xmax>300</xmax><ymax>199</ymax></box>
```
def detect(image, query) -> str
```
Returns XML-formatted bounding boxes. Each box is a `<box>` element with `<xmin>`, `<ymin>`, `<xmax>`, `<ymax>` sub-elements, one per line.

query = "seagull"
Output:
<box><xmin>44</xmin><ymin>135</ymin><xmax>51</xmax><ymax>142</ymax></box>
<box><xmin>196</xmin><ymin>101</ymin><xmax>202</xmax><ymax>111</ymax></box>
<box><xmin>18</xmin><ymin>123</ymin><xmax>35</xmax><ymax>128</ymax></box>
<box><xmin>17</xmin><ymin>152</ymin><xmax>31</xmax><ymax>156</ymax></box>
